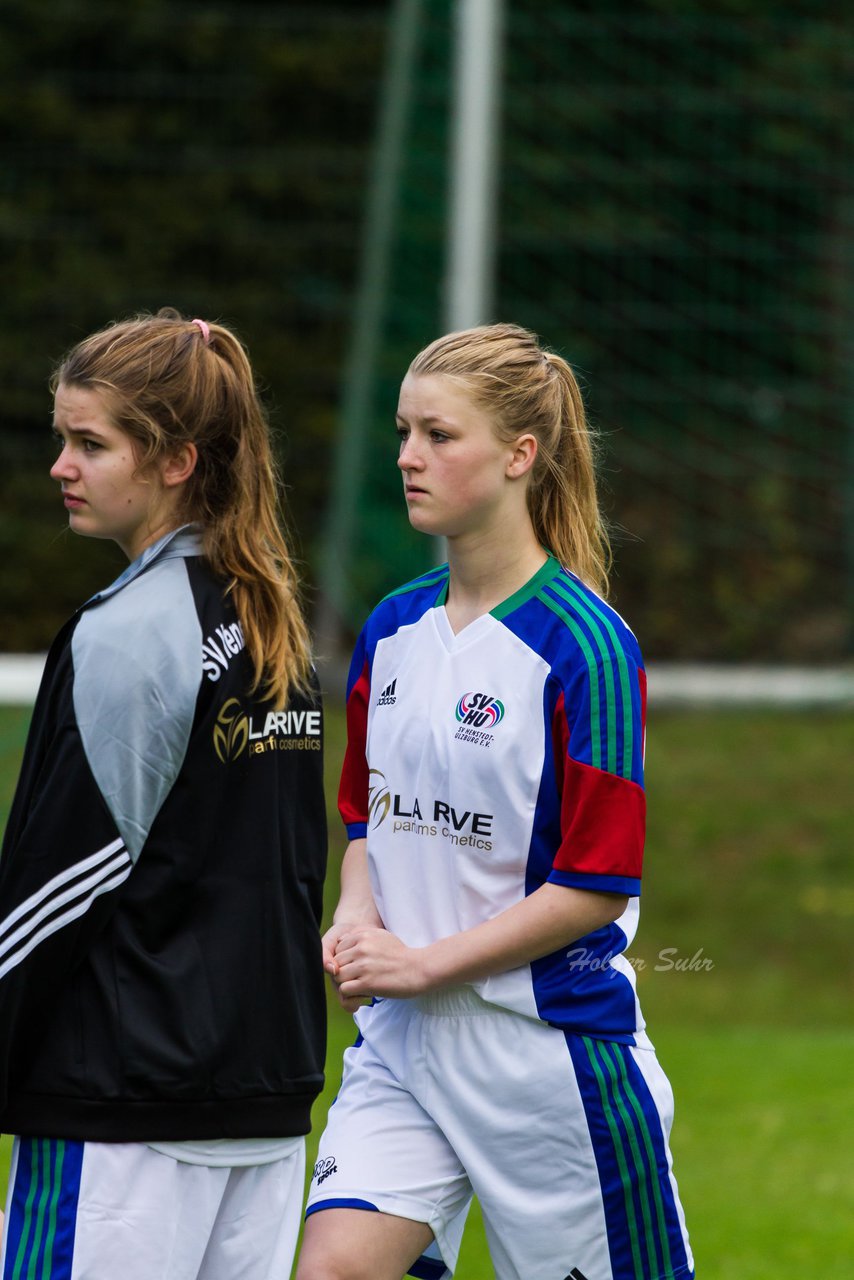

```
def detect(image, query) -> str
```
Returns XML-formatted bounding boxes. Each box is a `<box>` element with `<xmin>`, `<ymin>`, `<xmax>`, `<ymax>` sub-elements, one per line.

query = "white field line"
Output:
<box><xmin>646</xmin><ymin>663</ymin><xmax>854</xmax><ymax>709</ymax></box>
<box><xmin>1</xmin><ymin>655</ymin><xmax>852</xmax><ymax>709</ymax></box>
<box><xmin>0</xmin><ymin>655</ymin><xmax>47</xmax><ymax>705</ymax></box>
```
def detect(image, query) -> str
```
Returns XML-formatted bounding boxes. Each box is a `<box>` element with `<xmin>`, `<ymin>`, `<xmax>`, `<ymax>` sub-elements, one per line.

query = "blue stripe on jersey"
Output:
<box><xmin>548</xmin><ymin>867</ymin><xmax>642</xmax><ymax>897</ymax></box>
<box><xmin>529</xmin><ymin>923</ymin><xmax>638</xmax><ymax>1043</ymax></box>
<box><xmin>4</xmin><ymin>1138</ymin><xmax>84</xmax><ymax>1280</ymax></box>
<box><xmin>565</xmin><ymin>1036</ymin><xmax>692</xmax><ymax>1280</ymax></box>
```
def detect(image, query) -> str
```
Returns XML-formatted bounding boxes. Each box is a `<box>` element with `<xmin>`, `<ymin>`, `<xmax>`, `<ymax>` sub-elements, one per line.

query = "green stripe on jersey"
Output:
<box><xmin>491</xmin><ymin>555</ymin><xmax>560</xmax><ymax>620</ymax></box>
<box><xmin>544</xmin><ymin>578</ymin><xmax>618</xmax><ymax>773</ymax></box>
<box><xmin>535</xmin><ymin>588</ymin><xmax>603</xmax><ymax>769</ymax></box>
<box><xmin>380</xmin><ymin>567</ymin><xmax>449</xmax><ymax>604</ymax></box>
<box><xmin>548</xmin><ymin>574</ymin><xmax>635</xmax><ymax>778</ymax></box>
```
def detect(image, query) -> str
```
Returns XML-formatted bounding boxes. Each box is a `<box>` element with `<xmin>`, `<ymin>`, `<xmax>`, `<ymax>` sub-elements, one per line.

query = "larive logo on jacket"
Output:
<box><xmin>213</xmin><ymin>698</ymin><xmax>322</xmax><ymax>763</ymax></box>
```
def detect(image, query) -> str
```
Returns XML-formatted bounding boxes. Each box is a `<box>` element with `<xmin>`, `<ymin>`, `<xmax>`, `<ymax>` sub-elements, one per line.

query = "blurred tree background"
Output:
<box><xmin>1</xmin><ymin>0</ymin><xmax>851</xmax><ymax>663</ymax></box>
<box><xmin>0</xmin><ymin>0</ymin><xmax>391</xmax><ymax>645</ymax></box>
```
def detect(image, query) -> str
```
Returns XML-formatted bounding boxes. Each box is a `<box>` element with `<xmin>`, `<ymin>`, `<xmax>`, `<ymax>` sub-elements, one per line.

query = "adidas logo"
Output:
<box><xmin>377</xmin><ymin>677</ymin><xmax>397</xmax><ymax>707</ymax></box>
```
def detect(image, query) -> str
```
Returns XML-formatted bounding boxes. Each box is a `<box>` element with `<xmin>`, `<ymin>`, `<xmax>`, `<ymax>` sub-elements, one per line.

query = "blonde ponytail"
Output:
<box><xmin>531</xmin><ymin>351</ymin><xmax>611</xmax><ymax>594</ymax></box>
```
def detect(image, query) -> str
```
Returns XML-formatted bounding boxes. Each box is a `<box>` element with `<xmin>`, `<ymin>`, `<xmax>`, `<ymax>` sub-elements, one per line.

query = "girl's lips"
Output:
<box><xmin>63</xmin><ymin>494</ymin><xmax>86</xmax><ymax>508</ymax></box>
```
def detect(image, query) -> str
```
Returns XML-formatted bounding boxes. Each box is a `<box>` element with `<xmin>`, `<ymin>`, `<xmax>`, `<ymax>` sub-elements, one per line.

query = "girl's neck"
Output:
<box><xmin>444</xmin><ymin>524</ymin><xmax>548</xmax><ymax>634</ymax></box>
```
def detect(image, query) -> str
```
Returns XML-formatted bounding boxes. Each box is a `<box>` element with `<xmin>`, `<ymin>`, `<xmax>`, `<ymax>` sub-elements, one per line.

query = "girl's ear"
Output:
<box><xmin>162</xmin><ymin>442</ymin><xmax>198</xmax><ymax>489</ymax></box>
<box><xmin>506</xmin><ymin>433</ymin><xmax>538</xmax><ymax>480</ymax></box>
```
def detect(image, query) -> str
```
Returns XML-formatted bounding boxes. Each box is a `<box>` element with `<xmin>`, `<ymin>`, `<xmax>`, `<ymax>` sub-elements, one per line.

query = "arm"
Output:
<box><xmin>0</xmin><ymin>563</ymin><xmax>200</xmax><ymax>1107</ymax></box>
<box><xmin>0</xmin><ymin>639</ymin><xmax>135</xmax><ymax>1108</ymax></box>
<box><xmin>322</xmin><ymin>838</ymin><xmax>383</xmax><ymax>968</ymax></box>
<box><xmin>323</xmin><ymin>839</ymin><xmax>384</xmax><ymax>1010</ymax></box>
<box><xmin>330</xmin><ymin>882</ymin><xmax>628</xmax><ymax>1000</ymax></box>
<box><xmin>326</xmin><ymin>624</ymin><xmax>383</xmax><ymax>1010</ymax></box>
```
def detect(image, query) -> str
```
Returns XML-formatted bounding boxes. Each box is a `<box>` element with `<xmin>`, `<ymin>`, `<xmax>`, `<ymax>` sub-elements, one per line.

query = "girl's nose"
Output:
<box><xmin>397</xmin><ymin>435</ymin><xmax>422</xmax><ymax>471</ymax></box>
<box><xmin>50</xmin><ymin>444</ymin><xmax>77</xmax><ymax>481</ymax></box>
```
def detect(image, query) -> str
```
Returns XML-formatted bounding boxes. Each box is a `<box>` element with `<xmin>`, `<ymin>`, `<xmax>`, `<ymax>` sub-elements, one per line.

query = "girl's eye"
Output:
<box><xmin>430</xmin><ymin>431</ymin><xmax>449</xmax><ymax>443</ymax></box>
<box><xmin>396</xmin><ymin>426</ymin><xmax>409</xmax><ymax>443</ymax></box>
<box><xmin>50</xmin><ymin>432</ymin><xmax>101</xmax><ymax>453</ymax></box>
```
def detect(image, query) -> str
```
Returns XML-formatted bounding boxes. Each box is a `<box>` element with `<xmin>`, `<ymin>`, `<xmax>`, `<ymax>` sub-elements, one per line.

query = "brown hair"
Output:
<box><xmin>52</xmin><ymin>307</ymin><xmax>311</xmax><ymax>706</ymax></box>
<box><xmin>409</xmin><ymin>322</ymin><xmax>611</xmax><ymax>595</ymax></box>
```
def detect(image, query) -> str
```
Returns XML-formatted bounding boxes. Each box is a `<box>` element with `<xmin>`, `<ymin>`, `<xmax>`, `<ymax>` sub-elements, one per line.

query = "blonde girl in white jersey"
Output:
<box><xmin>297</xmin><ymin>324</ymin><xmax>693</xmax><ymax>1280</ymax></box>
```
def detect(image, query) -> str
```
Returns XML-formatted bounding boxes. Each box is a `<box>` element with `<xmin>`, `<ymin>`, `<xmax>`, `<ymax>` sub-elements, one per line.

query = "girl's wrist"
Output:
<box><xmin>332</xmin><ymin>900</ymin><xmax>382</xmax><ymax>928</ymax></box>
<box><xmin>414</xmin><ymin>941</ymin><xmax>448</xmax><ymax>994</ymax></box>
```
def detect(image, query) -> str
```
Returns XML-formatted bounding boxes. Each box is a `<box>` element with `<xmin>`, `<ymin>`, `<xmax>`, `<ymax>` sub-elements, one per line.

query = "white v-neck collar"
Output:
<box><xmin>431</xmin><ymin>603</ymin><xmax>496</xmax><ymax>652</ymax></box>
<box><xmin>429</xmin><ymin>554</ymin><xmax>559</xmax><ymax>652</ymax></box>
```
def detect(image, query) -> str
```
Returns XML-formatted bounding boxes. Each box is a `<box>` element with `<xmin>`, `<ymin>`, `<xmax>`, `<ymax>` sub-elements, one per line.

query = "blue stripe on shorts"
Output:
<box><xmin>408</xmin><ymin>1256</ymin><xmax>448</xmax><ymax>1280</ymax></box>
<box><xmin>304</xmin><ymin>1196</ymin><xmax>379</xmax><ymax>1218</ymax></box>
<box><xmin>566</xmin><ymin>1035</ymin><xmax>692</xmax><ymax>1280</ymax></box>
<box><xmin>4</xmin><ymin>1138</ymin><xmax>84</xmax><ymax>1280</ymax></box>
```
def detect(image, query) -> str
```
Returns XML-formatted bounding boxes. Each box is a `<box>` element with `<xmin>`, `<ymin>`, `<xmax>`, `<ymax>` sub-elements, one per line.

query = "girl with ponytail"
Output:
<box><xmin>298</xmin><ymin>324</ymin><xmax>694</xmax><ymax>1280</ymax></box>
<box><xmin>51</xmin><ymin>306</ymin><xmax>312</xmax><ymax>705</ymax></box>
<box><xmin>0</xmin><ymin>309</ymin><xmax>327</xmax><ymax>1279</ymax></box>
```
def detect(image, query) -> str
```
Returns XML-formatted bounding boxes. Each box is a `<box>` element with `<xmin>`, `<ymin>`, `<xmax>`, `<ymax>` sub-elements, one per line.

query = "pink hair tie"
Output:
<box><xmin>191</xmin><ymin>318</ymin><xmax>211</xmax><ymax>345</ymax></box>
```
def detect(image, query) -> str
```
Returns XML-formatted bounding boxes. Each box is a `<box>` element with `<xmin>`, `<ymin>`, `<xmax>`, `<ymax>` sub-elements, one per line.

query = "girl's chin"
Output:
<box><xmin>407</xmin><ymin>510</ymin><xmax>438</xmax><ymax>533</ymax></box>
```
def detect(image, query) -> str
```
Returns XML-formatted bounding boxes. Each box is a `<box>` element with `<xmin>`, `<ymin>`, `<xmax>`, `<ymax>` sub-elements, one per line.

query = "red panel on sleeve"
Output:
<box><xmin>337</xmin><ymin>660</ymin><xmax>371</xmax><ymax>828</ymax></box>
<box><xmin>554</xmin><ymin>754</ymin><xmax>646</xmax><ymax>881</ymax></box>
<box><xmin>552</xmin><ymin>691</ymin><xmax>570</xmax><ymax>795</ymax></box>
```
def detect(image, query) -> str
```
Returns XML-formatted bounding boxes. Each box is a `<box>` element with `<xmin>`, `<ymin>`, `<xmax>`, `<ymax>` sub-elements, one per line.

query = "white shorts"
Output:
<box><xmin>1</xmin><ymin>1136</ymin><xmax>305</xmax><ymax>1280</ymax></box>
<box><xmin>306</xmin><ymin>989</ymin><xmax>694</xmax><ymax>1280</ymax></box>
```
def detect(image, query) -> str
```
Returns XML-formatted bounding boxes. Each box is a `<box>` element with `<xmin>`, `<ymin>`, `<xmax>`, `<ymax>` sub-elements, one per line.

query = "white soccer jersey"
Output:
<box><xmin>339</xmin><ymin>556</ymin><xmax>648</xmax><ymax>1042</ymax></box>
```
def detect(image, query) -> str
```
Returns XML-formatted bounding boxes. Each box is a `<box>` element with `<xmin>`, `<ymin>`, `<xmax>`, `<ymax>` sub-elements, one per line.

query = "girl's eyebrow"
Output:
<box><xmin>395</xmin><ymin>412</ymin><xmax>455</xmax><ymax>425</ymax></box>
<box><xmin>51</xmin><ymin>421</ymin><xmax>108</xmax><ymax>436</ymax></box>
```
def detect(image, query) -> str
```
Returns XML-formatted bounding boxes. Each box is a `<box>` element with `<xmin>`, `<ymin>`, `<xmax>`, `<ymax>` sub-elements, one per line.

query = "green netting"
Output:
<box><xmin>330</xmin><ymin>0</ymin><xmax>853</xmax><ymax>661</ymax></box>
<box><xmin>0</xmin><ymin>1</ymin><xmax>390</xmax><ymax>649</ymax></box>
<box><xmin>1</xmin><ymin>1</ymin><xmax>849</xmax><ymax>661</ymax></box>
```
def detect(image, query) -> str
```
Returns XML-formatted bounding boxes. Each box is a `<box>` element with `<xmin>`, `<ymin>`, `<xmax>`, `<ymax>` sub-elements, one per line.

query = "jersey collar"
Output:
<box><xmin>84</xmin><ymin>524</ymin><xmax>204</xmax><ymax>607</ymax></box>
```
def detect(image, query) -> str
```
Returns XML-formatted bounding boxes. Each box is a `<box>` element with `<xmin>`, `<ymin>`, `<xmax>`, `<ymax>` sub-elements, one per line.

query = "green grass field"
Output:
<box><xmin>2</xmin><ymin>700</ymin><xmax>854</xmax><ymax>1276</ymax></box>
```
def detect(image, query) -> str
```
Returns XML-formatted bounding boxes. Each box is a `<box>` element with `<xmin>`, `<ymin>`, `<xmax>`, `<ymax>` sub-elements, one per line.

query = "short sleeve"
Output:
<box><xmin>548</xmin><ymin>650</ymin><xmax>647</xmax><ymax>896</ymax></box>
<box><xmin>337</xmin><ymin>629</ymin><xmax>371</xmax><ymax>839</ymax></box>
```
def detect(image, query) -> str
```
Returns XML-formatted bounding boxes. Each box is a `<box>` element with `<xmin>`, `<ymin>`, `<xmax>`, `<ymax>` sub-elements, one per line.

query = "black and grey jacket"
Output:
<box><xmin>0</xmin><ymin>527</ymin><xmax>327</xmax><ymax>1141</ymax></box>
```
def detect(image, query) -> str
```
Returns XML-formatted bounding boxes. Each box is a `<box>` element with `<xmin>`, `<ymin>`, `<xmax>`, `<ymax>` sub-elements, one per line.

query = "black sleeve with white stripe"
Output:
<box><xmin>0</xmin><ymin>837</ymin><xmax>132</xmax><ymax>982</ymax></box>
<box><xmin>0</xmin><ymin>635</ymin><xmax>134</xmax><ymax>1109</ymax></box>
